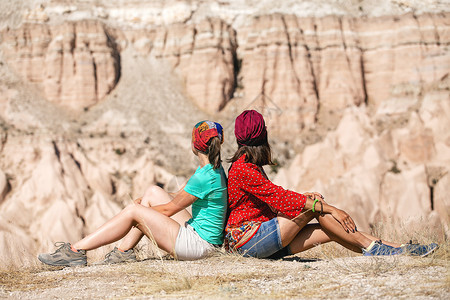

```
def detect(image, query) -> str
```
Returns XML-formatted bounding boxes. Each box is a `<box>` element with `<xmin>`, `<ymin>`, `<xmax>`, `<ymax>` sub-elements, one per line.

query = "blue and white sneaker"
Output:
<box><xmin>363</xmin><ymin>240</ymin><xmax>403</xmax><ymax>256</ymax></box>
<box><xmin>401</xmin><ymin>242</ymin><xmax>439</xmax><ymax>257</ymax></box>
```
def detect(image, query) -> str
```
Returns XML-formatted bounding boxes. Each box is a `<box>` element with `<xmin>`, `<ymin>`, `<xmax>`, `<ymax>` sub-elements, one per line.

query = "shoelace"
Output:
<box><xmin>375</xmin><ymin>240</ymin><xmax>400</xmax><ymax>255</ymax></box>
<box><xmin>104</xmin><ymin>248</ymin><xmax>125</xmax><ymax>260</ymax></box>
<box><xmin>105</xmin><ymin>251</ymin><xmax>114</xmax><ymax>259</ymax></box>
<box><xmin>53</xmin><ymin>242</ymin><xmax>69</xmax><ymax>253</ymax></box>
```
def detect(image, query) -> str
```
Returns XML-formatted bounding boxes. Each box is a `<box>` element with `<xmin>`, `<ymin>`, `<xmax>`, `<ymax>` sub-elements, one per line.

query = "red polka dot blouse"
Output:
<box><xmin>225</xmin><ymin>154</ymin><xmax>307</xmax><ymax>244</ymax></box>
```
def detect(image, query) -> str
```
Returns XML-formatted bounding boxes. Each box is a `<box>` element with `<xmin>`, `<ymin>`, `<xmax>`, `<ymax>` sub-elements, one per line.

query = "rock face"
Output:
<box><xmin>274</xmin><ymin>98</ymin><xmax>450</xmax><ymax>234</ymax></box>
<box><xmin>2</xmin><ymin>17</ymin><xmax>237</xmax><ymax>114</ymax></box>
<box><xmin>2</xmin><ymin>20</ymin><xmax>120</xmax><ymax>110</ymax></box>
<box><xmin>235</xmin><ymin>13</ymin><xmax>449</xmax><ymax>136</ymax></box>
<box><xmin>0</xmin><ymin>136</ymin><xmax>184</xmax><ymax>264</ymax></box>
<box><xmin>0</xmin><ymin>169</ymin><xmax>10</xmax><ymax>204</ymax></box>
<box><xmin>147</xmin><ymin>18</ymin><xmax>238</xmax><ymax>114</ymax></box>
<box><xmin>2</xmin><ymin>13</ymin><xmax>448</xmax><ymax>120</ymax></box>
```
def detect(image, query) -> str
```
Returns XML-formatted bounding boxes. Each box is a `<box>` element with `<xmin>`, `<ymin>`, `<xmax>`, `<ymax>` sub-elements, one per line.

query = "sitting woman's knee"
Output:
<box><xmin>123</xmin><ymin>203</ymin><xmax>139</xmax><ymax>217</ymax></box>
<box><xmin>142</xmin><ymin>185</ymin><xmax>165</xmax><ymax>206</ymax></box>
<box><xmin>139</xmin><ymin>195</ymin><xmax>151</xmax><ymax>207</ymax></box>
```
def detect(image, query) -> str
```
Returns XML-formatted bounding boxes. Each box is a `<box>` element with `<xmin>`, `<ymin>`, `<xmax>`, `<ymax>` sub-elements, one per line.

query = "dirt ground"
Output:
<box><xmin>1</xmin><ymin>251</ymin><xmax>448</xmax><ymax>299</ymax></box>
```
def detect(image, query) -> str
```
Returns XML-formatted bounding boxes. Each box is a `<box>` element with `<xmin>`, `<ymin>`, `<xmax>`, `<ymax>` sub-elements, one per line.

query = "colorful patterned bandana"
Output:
<box><xmin>192</xmin><ymin>121</ymin><xmax>224</xmax><ymax>152</ymax></box>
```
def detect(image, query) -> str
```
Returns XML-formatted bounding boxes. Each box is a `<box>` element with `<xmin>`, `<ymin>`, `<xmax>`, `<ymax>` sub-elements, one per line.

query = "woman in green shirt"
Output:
<box><xmin>38</xmin><ymin>121</ymin><xmax>227</xmax><ymax>266</ymax></box>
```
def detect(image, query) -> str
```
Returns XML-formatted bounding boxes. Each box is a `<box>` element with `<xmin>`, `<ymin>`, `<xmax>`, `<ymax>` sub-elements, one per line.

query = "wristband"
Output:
<box><xmin>312</xmin><ymin>199</ymin><xmax>319</xmax><ymax>213</ymax></box>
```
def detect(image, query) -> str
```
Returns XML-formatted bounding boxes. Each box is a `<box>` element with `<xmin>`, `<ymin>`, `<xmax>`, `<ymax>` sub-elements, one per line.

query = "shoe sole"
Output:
<box><xmin>420</xmin><ymin>245</ymin><xmax>439</xmax><ymax>257</ymax></box>
<box><xmin>38</xmin><ymin>255</ymin><xmax>87</xmax><ymax>267</ymax></box>
<box><xmin>92</xmin><ymin>260</ymin><xmax>135</xmax><ymax>266</ymax></box>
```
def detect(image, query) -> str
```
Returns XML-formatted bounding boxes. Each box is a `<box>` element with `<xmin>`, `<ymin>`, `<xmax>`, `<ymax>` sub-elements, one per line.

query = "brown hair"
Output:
<box><xmin>205</xmin><ymin>136</ymin><xmax>222</xmax><ymax>169</ymax></box>
<box><xmin>229</xmin><ymin>140</ymin><xmax>273</xmax><ymax>166</ymax></box>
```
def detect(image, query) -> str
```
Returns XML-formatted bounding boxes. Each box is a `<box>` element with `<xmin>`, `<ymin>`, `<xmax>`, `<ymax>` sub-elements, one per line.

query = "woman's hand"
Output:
<box><xmin>330</xmin><ymin>207</ymin><xmax>357</xmax><ymax>233</ymax></box>
<box><xmin>304</xmin><ymin>192</ymin><xmax>324</xmax><ymax>200</ymax></box>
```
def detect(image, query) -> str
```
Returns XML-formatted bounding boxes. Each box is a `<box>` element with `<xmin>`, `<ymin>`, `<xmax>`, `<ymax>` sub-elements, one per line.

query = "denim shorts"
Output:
<box><xmin>238</xmin><ymin>218</ymin><xmax>291</xmax><ymax>259</ymax></box>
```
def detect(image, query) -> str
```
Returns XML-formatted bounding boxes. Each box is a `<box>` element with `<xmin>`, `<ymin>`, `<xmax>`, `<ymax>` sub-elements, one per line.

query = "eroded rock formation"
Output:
<box><xmin>0</xmin><ymin>136</ymin><xmax>185</xmax><ymax>265</ymax></box>
<box><xmin>2</xmin><ymin>20</ymin><xmax>120</xmax><ymax>110</ymax></box>
<box><xmin>2</xmin><ymin>13</ymin><xmax>448</xmax><ymax>121</ymax></box>
<box><xmin>274</xmin><ymin>98</ymin><xmax>450</xmax><ymax>234</ymax></box>
<box><xmin>234</xmin><ymin>13</ymin><xmax>449</xmax><ymax>136</ymax></box>
<box><xmin>147</xmin><ymin>18</ymin><xmax>238</xmax><ymax>114</ymax></box>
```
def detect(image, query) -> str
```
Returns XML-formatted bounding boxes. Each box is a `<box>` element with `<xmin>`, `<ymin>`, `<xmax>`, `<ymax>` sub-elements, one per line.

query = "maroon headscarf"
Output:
<box><xmin>235</xmin><ymin>110</ymin><xmax>267</xmax><ymax>146</ymax></box>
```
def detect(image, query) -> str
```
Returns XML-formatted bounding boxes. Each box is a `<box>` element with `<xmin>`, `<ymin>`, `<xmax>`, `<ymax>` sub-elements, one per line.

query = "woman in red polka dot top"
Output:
<box><xmin>224</xmin><ymin>110</ymin><xmax>438</xmax><ymax>258</ymax></box>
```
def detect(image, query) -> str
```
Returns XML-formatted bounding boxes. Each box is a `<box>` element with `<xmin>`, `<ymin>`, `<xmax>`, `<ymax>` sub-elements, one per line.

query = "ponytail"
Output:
<box><xmin>207</xmin><ymin>136</ymin><xmax>222</xmax><ymax>169</ymax></box>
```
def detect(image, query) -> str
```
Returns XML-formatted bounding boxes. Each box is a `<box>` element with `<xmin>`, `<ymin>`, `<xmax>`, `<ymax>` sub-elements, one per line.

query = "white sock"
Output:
<box><xmin>365</xmin><ymin>240</ymin><xmax>376</xmax><ymax>251</ymax></box>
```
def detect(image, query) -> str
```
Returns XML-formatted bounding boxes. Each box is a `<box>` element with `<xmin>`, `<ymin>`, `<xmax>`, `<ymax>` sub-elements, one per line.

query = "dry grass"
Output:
<box><xmin>0</xmin><ymin>268</ymin><xmax>59</xmax><ymax>292</ymax></box>
<box><xmin>0</xmin><ymin>252</ymin><xmax>448</xmax><ymax>299</ymax></box>
<box><xmin>1</xmin><ymin>222</ymin><xmax>448</xmax><ymax>299</ymax></box>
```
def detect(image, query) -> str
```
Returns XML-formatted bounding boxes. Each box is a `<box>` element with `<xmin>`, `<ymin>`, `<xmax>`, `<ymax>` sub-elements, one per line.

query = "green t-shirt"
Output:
<box><xmin>184</xmin><ymin>164</ymin><xmax>228</xmax><ymax>245</ymax></box>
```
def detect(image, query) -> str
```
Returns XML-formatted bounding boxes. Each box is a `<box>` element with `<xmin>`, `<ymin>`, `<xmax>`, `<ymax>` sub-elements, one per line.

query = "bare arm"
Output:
<box><xmin>168</xmin><ymin>183</ymin><xmax>187</xmax><ymax>199</ymax></box>
<box><xmin>303</xmin><ymin>192</ymin><xmax>357</xmax><ymax>233</ymax></box>
<box><xmin>151</xmin><ymin>189</ymin><xmax>197</xmax><ymax>217</ymax></box>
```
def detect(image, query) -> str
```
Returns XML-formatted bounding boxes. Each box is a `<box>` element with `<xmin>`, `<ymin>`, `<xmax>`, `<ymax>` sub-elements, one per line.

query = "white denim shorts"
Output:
<box><xmin>174</xmin><ymin>223</ymin><xmax>216</xmax><ymax>260</ymax></box>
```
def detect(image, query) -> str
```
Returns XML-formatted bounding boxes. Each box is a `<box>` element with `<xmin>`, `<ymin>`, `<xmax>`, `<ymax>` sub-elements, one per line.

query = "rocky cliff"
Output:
<box><xmin>0</xmin><ymin>0</ymin><xmax>449</xmax><ymax>266</ymax></box>
<box><xmin>2</xmin><ymin>21</ymin><xmax>120</xmax><ymax>110</ymax></box>
<box><xmin>235</xmin><ymin>13</ymin><xmax>449</xmax><ymax>134</ymax></box>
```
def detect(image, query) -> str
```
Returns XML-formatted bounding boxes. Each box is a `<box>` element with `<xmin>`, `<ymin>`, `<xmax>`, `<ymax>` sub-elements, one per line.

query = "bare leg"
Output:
<box><xmin>315</xmin><ymin>200</ymin><xmax>401</xmax><ymax>248</ymax></box>
<box><xmin>359</xmin><ymin>231</ymin><xmax>401</xmax><ymax>247</ymax></box>
<box><xmin>277</xmin><ymin>197</ymin><xmax>404</xmax><ymax>255</ymax></box>
<box><xmin>278</xmin><ymin>212</ymin><xmax>338</xmax><ymax>253</ymax></box>
<box><xmin>287</xmin><ymin>224</ymin><xmax>334</xmax><ymax>253</ymax></box>
<box><xmin>278</xmin><ymin>203</ymin><xmax>374</xmax><ymax>254</ymax></box>
<box><xmin>316</xmin><ymin>213</ymin><xmax>371</xmax><ymax>250</ymax></box>
<box><xmin>287</xmin><ymin>223</ymin><xmax>402</xmax><ymax>254</ymax></box>
<box><xmin>118</xmin><ymin>185</ymin><xmax>192</xmax><ymax>250</ymax></box>
<box><xmin>278</xmin><ymin>210</ymin><xmax>316</xmax><ymax>247</ymax></box>
<box><xmin>279</xmin><ymin>212</ymin><xmax>366</xmax><ymax>254</ymax></box>
<box><xmin>73</xmin><ymin>204</ymin><xmax>182</xmax><ymax>255</ymax></box>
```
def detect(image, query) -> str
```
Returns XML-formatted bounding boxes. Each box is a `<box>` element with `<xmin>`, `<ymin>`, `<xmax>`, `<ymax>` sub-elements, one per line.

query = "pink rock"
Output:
<box><xmin>2</xmin><ymin>21</ymin><xmax>120</xmax><ymax>110</ymax></box>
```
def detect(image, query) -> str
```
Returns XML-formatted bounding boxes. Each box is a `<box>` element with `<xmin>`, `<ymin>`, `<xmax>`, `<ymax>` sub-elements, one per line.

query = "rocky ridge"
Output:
<box><xmin>2</xmin><ymin>20</ymin><xmax>120</xmax><ymax>109</ymax></box>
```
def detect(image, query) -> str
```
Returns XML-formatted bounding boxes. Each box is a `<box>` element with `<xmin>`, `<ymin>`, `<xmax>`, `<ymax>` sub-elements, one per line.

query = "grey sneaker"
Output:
<box><xmin>97</xmin><ymin>247</ymin><xmax>137</xmax><ymax>265</ymax></box>
<box><xmin>38</xmin><ymin>242</ymin><xmax>87</xmax><ymax>267</ymax></box>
